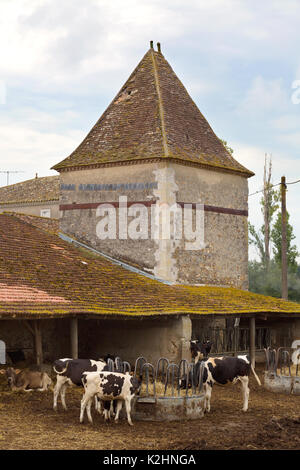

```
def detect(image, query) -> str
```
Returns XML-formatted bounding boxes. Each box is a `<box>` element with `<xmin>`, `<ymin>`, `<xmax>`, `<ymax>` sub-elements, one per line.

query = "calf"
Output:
<box><xmin>53</xmin><ymin>358</ymin><xmax>108</xmax><ymax>411</ymax></box>
<box><xmin>4</xmin><ymin>367</ymin><xmax>52</xmax><ymax>392</ymax></box>
<box><xmin>190</xmin><ymin>340</ymin><xmax>212</xmax><ymax>363</ymax></box>
<box><xmin>191</xmin><ymin>355</ymin><xmax>261</xmax><ymax>412</ymax></box>
<box><xmin>80</xmin><ymin>371</ymin><xmax>141</xmax><ymax>426</ymax></box>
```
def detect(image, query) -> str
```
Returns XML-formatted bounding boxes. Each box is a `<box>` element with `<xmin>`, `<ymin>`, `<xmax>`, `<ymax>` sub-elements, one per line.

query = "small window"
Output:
<box><xmin>40</xmin><ymin>209</ymin><xmax>51</xmax><ymax>218</ymax></box>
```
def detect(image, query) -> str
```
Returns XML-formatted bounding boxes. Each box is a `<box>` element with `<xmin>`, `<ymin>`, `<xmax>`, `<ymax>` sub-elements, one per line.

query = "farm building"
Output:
<box><xmin>1</xmin><ymin>43</ymin><xmax>300</xmax><ymax>367</ymax></box>
<box><xmin>0</xmin><ymin>175</ymin><xmax>60</xmax><ymax>219</ymax></box>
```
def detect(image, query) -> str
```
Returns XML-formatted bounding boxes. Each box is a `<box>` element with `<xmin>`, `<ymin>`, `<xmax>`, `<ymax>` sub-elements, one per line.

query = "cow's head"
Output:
<box><xmin>190</xmin><ymin>340</ymin><xmax>212</xmax><ymax>362</ymax></box>
<box><xmin>130</xmin><ymin>375</ymin><xmax>142</xmax><ymax>396</ymax></box>
<box><xmin>5</xmin><ymin>367</ymin><xmax>17</xmax><ymax>387</ymax></box>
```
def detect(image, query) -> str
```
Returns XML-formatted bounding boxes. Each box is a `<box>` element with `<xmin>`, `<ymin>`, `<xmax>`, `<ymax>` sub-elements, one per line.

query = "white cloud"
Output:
<box><xmin>0</xmin><ymin>119</ymin><xmax>84</xmax><ymax>184</ymax></box>
<box><xmin>271</xmin><ymin>114</ymin><xmax>300</xmax><ymax>131</ymax></box>
<box><xmin>237</xmin><ymin>76</ymin><xmax>289</xmax><ymax>116</ymax></box>
<box><xmin>1</xmin><ymin>0</ymin><xmax>300</xmax><ymax>94</ymax></box>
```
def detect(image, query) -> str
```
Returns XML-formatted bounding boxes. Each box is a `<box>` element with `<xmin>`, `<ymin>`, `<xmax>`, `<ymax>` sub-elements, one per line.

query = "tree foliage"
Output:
<box><xmin>248</xmin><ymin>155</ymin><xmax>299</xmax><ymax>301</ymax></box>
<box><xmin>271</xmin><ymin>212</ymin><xmax>299</xmax><ymax>270</ymax></box>
<box><xmin>249</xmin><ymin>260</ymin><xmax>300</xmax><ymax>302</ymax></box>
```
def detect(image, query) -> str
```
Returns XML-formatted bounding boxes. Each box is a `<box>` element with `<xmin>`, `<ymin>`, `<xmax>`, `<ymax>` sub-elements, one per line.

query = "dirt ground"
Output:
<box><xmin>0</xmin><ymin>365</ymin><xmax>299</xmax><ymax>451</ymax></box>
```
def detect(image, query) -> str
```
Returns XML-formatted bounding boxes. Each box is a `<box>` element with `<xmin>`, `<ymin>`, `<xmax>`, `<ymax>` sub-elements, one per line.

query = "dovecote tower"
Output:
<box><xmin>52</xmin><ymin>42</ymin><xmax>254</xmax><ymax>288</ymax></box>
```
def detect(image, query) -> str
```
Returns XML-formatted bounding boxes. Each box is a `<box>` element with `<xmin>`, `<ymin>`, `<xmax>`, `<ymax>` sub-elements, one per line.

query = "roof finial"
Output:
<box><xmin>157</xmin><ymin>42</ymin><xmax>161</xmax><ymax>53</ymax></box>
<box><xmin>150</xmin><ymin>40</ymin><xmax>154</xmax><ymax>49</ymax></box>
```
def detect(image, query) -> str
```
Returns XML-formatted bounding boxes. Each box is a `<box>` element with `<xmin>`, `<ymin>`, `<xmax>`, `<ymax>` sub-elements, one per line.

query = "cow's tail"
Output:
<box><xmin>53</xmin><ymin>361</ymin><xmax>69</xmax><ymax>375</ymax></box>
<box><xmin>251</xmin><ymin>364</ymin><xmax>261</xmax><ymax>386</ymax></box>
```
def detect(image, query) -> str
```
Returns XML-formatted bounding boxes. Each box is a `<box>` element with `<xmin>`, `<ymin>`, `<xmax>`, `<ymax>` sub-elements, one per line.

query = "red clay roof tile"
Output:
<box><xmin>0</xmin><ymin>213</ymin><xmax>299</xmax><ymax>319</ymax></box>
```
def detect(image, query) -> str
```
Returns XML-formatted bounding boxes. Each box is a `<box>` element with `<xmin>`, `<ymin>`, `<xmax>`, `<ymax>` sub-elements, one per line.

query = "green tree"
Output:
<box><xmin>271</xmin><ymin>211</ymin><xmax>299</xmax><ymax>271</ymax></box>
<box><xmin>248</xmin><ymin>156</ymin><xmax>279</xmax><ymax>268</ymax></box>
<box><xmin>248</xmin><ymin>259</ymin><xmax>300</xmax><ymax>302</ymax></box>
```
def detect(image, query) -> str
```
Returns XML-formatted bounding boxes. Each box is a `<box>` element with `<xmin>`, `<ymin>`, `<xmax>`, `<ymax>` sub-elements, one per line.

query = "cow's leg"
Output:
<box><xmin>114</xmin><ymin>400</ymin><xmax>123</xmax><ymax>422</ymax></box>
<box><xmin>86</xmin><ymin>398</ymin><xmax>93</xmax><ymax>424</ymax></box>
<box><xmin>60</xmin><ymin>383</ymin><xmax>68</xmax><ymax>410</ymax></box>
<box><xmin>37</xmin><ymin>375</ymin><xmax>49</xmax><ymax>392</ymax></box>
<box><xmin>21</xmin><ymin>380</ymin><xmax>33</xmax><ymax>392</ymax></box>
<box><xmin>204</xmin><ymin>383</ymin><xmax>212</xmax><ymax>412</ymax></box>
<box><xmin>95</xmin><ymin>396</ymin><xmax>101</xmax><ymax>413</ymax></box>
<box><xmin>103</xmin><ymin>401</ymin><xmax>111</xmax><ymax>422</ymax></box>
<box><xmin>80</xmin><ymin>392</ymin><xmax>93</xmax><ymax>423</ymax></box>
<box><xmin>53</xmin><ymin>376</ymin><xmax>65</xmax><ymax>410</ymax></box>
<box><xmin>124</xmin><ymin>397</ymin><xmax>133</xmax><ymax>426</ymax></box>
<box><xmin>239</xmin><ymin>376</ymin><xmax>250</xmax><ymax>412</ymax></box>
<box><xmin>109</xmin><ymin>400</ymin><xmax>115</xmax><ymax>418</ymax></box>
<box><xmin>95</xmin><ymin>396</ymin><xmax>103</xmax><ymax>414</ymax></box>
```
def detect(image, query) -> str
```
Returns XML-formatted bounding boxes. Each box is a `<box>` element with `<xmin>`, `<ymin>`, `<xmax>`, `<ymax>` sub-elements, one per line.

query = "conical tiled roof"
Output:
<box><xmin>52</xmin><ymin>45</ymin><xmax>253</xmax><ymax>177</ymax></box>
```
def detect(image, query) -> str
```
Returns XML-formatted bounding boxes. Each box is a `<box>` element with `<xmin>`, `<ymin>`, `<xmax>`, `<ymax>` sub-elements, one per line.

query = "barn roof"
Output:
<box><xmin>0</xmin><ymin>214</ymin><xmax>299</xmax><ymax>320</ymax></box>
<box><xmin>0</xmin><ymin>175</ymin><xmax>59</xmax><ymax>205</ymax></box>
<box><xmin>52</xmin><ymin>45</ymin><xmax>253</xmax><ymax>178</ymax></box>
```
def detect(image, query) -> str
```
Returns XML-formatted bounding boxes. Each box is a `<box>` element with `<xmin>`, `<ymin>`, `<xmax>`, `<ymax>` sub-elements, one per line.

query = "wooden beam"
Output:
<box><xmin>249</xmin><ymin>317</ymin><xmax>256</xmax><ymax>367</ymax></box>
<box><xmin>70</xmin><ymin>318</ymin><xmax>78</xmax><ymax>359</ymax></box>
<box><xmin>33</xmin><ymin>320</ymin><xmax>43</xmax><ymax>367</ymax></box>
<box><xmin>23</xmin><ymin>320</ymin><xmax>34</xmax><ymax>336</ymax></box>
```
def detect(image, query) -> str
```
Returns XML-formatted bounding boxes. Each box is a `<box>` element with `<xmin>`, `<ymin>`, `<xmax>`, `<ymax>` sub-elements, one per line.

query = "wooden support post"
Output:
<box><xmin>249</xmin><ymin>317</ymin><xmax>256</xmax><ymax>367</ymax></box>
<box><xmin>70</xmin><ymin>318</ymin><xmax>78</xmax><ymax>359</ymax></box>
<box><xmin>281</xmin><ymin>176</ymin><xmax>288</xmax><ymax>300</ymax></box>
<box><xmin>33</xmin><ymin>320</ymin><xmax>43</xmax><ymax>367</ymax></box>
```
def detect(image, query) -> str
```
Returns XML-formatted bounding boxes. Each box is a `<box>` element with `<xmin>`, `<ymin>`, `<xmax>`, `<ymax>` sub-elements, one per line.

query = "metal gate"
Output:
<box><xmin>195</xmin><ymin>326</ymin><xmax>271</xmax><ymax>355</ymax></box>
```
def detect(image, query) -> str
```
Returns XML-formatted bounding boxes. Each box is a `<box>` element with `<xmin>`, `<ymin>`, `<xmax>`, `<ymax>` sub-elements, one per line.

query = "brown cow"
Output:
<box><xmin>1</xmin><ymin>367</ymin><xmax>52</xmax><ymax>392</ymax></box>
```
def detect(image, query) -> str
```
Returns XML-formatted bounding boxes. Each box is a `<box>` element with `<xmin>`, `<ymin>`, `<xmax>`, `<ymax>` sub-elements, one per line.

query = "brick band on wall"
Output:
<box><xmin>59</xmin><ymin>201</ymin><xmax>248</xmax><ymax>217</ymax></box>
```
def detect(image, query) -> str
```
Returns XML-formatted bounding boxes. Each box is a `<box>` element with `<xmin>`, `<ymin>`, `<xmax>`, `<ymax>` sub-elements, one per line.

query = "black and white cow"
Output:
<box><xmin>80</xmin><ymin>371</ymin><xmax>141</xmax><ymax>426</ymax></box>
<box><xmin>182</xmin><ymin>354</ymin><xmax>261</xmax><ymax>412</ymax></box>
<box><xmin>53</xmin><ymin>358</ymin><xmax>108</xmax><ymax>411</ymax></box>
<box><xmin>190</xmin><ymin>340</ymin><xmax>212</xmax><ymax>363</ymax></box>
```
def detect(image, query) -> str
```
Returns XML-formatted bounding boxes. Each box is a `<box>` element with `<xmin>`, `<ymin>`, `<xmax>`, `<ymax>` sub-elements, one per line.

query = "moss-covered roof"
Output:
<box><xmin>0</xmin><ymin>213</ymin><xmax>299</xmax><ymax>319</ymax></box>
<box><xmin>0</xmin><ymin>175</ymin><xmax>59</xmax><ymax>205</ymax></box>
<box><xmin>52</xmin><ymin>47</ymin><xmax>253</xmax><ymax>178</ymax></box>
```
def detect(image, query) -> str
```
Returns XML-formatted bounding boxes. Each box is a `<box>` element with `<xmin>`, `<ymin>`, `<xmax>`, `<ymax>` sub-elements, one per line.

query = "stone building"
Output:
<box><xmin>0</xmin><ymin>175</ymin><xmax>60</xmax><ymax>219</ymax></box>
<box><xmin>52</xmin><ymin>43</ymin><xmax>254</xmax><ymax>289</ymax></box>
<box><xmin>0</xmin><ymin>43</ymin><xmax>300</xmax><ymax>366</ymax></box>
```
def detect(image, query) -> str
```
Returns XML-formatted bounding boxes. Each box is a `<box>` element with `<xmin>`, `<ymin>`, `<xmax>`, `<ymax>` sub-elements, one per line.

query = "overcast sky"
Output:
<box><xmin>0</xmin><ymin>0</ymin><xmax>299</xmax><ymax>260</ymax></box>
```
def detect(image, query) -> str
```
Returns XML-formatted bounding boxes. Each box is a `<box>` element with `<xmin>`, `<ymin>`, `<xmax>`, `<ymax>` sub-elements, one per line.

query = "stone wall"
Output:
<box><xmin>60</xmin><ymin>162</ymin><xmax>158</xmax><ymax>272</ymax></box>
<box><xmin>78</xmin><ymin>316</ymin><xmax>192</xmax><ymax>365</ymax></box>
<box><xmin>0</xmin><ymin>201</ymin><xmax>60</xmax><ymax>220</ymax></box>
<box><xmin>171</xmin><ymin>162</ymin><xmax>248</xmax><ymax>289</ymax></box>
<box><xmin>59</xmin><ymin>160</ymin><xmax>249</xmax><ymax>287</ymax></box>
